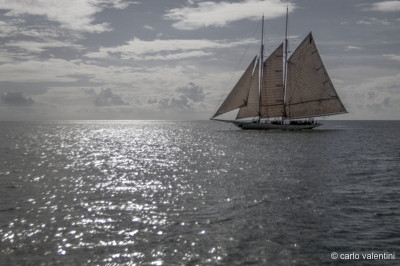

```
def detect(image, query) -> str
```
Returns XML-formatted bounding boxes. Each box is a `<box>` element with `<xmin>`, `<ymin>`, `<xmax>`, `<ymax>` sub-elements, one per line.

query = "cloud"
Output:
<box><xmin>159</xmin><ymin>96</ymin><xmax>191</xmax><ymax>110</ymax></box>
<box><xmin>1</xmin><ymin>91</ymin><xmax>34</xmax><ymax>106</ymax></box>
<box><xmin>343</xmin><ymin>73</ymin><xmax>400</xmax><ymax>118</ymax></box>
<box><xmin>143</xmin><ymin>25</ymin><xmax>155</xmax><ymax>31</ymax></box>
<box><xmin>0</xmin><ymin>57</ymin><xmax>136</xmax><ymax>85</ymax></box>
<box><xmin>368</xmin><ymin>1</ymin><xmax>400</xmax><ymax>12</ymax></box>
<box><xmin>84</xmin><ymin>88</ymin><xmax>129</xmax><ymax>107</ymax></box>
<box><xmin>85</xmin><ymin>37</ymin><xmax>256</xmax><ymax>60</ymax></box>
<box><xmin>147</xmin><ymin>97</ymin><xmax>158</xmax><ymax>104</ymax></box>
<box><xmin>0</xmin><ymin>0</ymin><xmax>135</xmax><ymax>33</ymax></box>
<box><xmin>4</xmin><ymin>40</ymin><xmax>83</xmax><ymax>53</ymax></box>
<box><xmin>366</xmin><ymin>97</ymin><xmax>392</xmax><ymax>113</ymax></box>
<box><xmin>0</xmin><ymin>54</ymin><xmax>204</xmax><ymax>94</ymax></box>
<box><xmin>157</xmin><ymin>82</ymin><xmax>206</xmax><ymax>110</ymax></box>
<box><xmin>383</xmin><ymin>54</ymin><xmax>400</xmax><ymax>61</ymax></box>
<box><xmin>0</xmin><ymin>58</ymin><xmax>90</xmax><ymax>83</ymax></box>
<box><xmin>176</xmin><ymin>82</ymin><xmax>205</xmax><ymax>102</ymax></box>
<box><xmin>164</xmin><ymin>0</ymin><xmax>293</xmax><ymax>30</ymax></box>
<box><xmin>143</xmin><ymin>50</ymin><xmax>214</xmax><ymax>61</ymax></box>
<box><xmin>344</xmin><ymin>45</ymin><xmax>363</xmax><ymax>52</ymax></box>
<box><xmin>0</xmin><ymin>19</ymin><xmax>20</xmax><ymax>37</ymax></box>
<box><xmin>106</xmin><ymin>0</ymin><xmax>140</xmax><ymax>10</ymax></box>
<box><xmin>356</xmin><ymin>18</ymin><xmax>390</xmax><ymax>25</ymax></box>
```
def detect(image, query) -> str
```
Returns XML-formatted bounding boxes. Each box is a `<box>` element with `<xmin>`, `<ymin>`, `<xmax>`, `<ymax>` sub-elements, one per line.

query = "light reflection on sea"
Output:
<box><xmin>0</xmin><ymin>120</ymin><xmax>399</xmax><ymax>265</ymax></box>
<box><xmin>0</xmin><ymin>121</ymin><xmax>233</xmax><ymax>264</ymax></box>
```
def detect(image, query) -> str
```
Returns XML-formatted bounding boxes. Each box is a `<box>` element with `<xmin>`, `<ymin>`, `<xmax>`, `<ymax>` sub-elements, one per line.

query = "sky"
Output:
<box><xmin>0</xmin><ymin>0</ymin><xmax>399</xmax><ymax>120</ymax></box>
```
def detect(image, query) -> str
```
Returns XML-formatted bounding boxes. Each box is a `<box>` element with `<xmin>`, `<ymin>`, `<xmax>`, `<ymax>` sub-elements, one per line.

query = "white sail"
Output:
<box><xmin>212</xmin><ymin>57</ymin><xmax>257</xmax><ymax>118</ymax></box>
<box><xmin>261</xmin><ymin>43</ymin><xmax>284</xmax><ymax>118</ymax></box>
<box><xmin>236</xmin><ymin>61</ymin><xmax>260</xmax><ymax>119</ymax></box>
<box><xmin>285</xmin><ymin>33</ymin><xmax>347</xmax><ymax>118</ymax></box>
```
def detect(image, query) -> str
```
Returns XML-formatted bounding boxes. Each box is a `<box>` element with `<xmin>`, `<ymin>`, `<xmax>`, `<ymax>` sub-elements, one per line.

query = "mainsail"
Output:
<box><xmin>212</xmin><ymin>57</ymin><xmax>257</xmax><ymax>118</ymax></box>
<box><xmin>285</xmin><ymin>33</ymin><xmax>347</xmax><ymax>118</ymax></box>
<box><xmin>261</xmin><ymin>43</ymin><xmax>284</xmax><ymax>118</ymax></box>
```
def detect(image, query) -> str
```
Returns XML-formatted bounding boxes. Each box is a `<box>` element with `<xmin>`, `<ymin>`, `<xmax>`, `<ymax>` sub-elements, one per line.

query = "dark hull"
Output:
<box><xmin>232</xmin><ymin>121</ymin><xmax>320</xmax><ymax>130</ymax></box>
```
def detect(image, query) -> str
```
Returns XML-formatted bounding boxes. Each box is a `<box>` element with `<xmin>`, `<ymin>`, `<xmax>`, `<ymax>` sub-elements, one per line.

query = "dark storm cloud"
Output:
<box><xmin>1</xmin><ymin>91</ymin><xmax>34</xmax><ymax>106</ymax></box>
<box><xmin>84</xmin><ymin>88</ymin><xmax>128</xmax><ymax>107</ymax></box>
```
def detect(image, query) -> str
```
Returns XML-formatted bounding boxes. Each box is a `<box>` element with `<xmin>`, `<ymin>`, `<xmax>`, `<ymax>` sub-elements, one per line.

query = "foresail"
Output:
<box><xmin>212</xmin><ymin>57</ymin><xmax>257</xmax><ymax>118</ymax></box>
<box><xmin>236</xmin><ymin>62</ymin><xmax>260</xmax><ymax>119</ymax></box>
<box><xmin>260</xmin><ymin>43</ymin><xmax>284</xmax><ymax>118</ymax></box>
<box><xmin>285</xmin><ymin>33</ymin><xmax>347</xmax><ymax>118</ymax></box>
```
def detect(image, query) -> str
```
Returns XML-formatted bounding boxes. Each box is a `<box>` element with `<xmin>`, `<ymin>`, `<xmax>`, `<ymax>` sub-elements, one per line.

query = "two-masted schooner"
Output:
<box><xmin>211</xmin><ymin>10</ymin><xmax>347</xmax><ymax>130</ymax></box>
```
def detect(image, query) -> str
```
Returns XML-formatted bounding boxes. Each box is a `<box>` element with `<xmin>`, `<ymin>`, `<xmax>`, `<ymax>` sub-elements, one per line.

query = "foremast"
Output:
<box><xmin>282</xmin><ymin>5</ymin><xmax>289</xmax><ymax>122</ymax></box>
<box><xmin>258</xmin><ymin>15</ymin><xmax>264</xmax><ymax>123</ymax></box>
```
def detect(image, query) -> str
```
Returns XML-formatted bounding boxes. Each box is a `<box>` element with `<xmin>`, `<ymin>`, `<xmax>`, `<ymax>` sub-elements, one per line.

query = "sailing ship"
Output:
<box><xmin>211</xmin><ymin>10</ymin><xmax>347</xmax><ymax>130</ymax></box>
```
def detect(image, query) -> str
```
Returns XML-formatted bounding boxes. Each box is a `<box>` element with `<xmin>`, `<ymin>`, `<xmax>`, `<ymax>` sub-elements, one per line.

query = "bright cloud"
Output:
<box><xmin>0</xmin><ymin>20</ymin><xmax>19</xmax><ymax>37</ymax></box>
<box><xmin>369</xmin><ymin>1</ymin><xmax>400</xmax><ymax>12</ymax></box>
<box><xmin>164</xmin><ymin>0</ymin><xmax>293</xmax><ymax>30</ymax></box>
<box><xmin>5</xmin><ymin>40</ymin><xmax>83</xmax><ymax>53</ymax></box>
<box><xmin>85</xmin><ymin>37</ymin><xmax>257</xmax><ymax>60</ymax></box>
<box><xmin>357</xmin><ymin>18</ymin><xmax>390</xmax><ymax>25</ymax></box>
<box><xmin>0</xmin><ymin>0</ymin><xmax>134</xmax><ymax>33</ymax></box>
<box><xmin>0</xmin><ymin>54</ymin><xmax>208</xmax><ymax>95</ymax></box>
<box><xmin>0</xmin><ymin>58</ymin><xmax>101</xmax><ymax>83</ymax></box>
<box><xmin>143</xmin><ymin>25</ymin><xmax>155</xmax><ymax>31</ymax></box>
<box><xmin>344</xmin><ymin>45</ymin><xmax>363</xmax><ymax>51</ymax></box>
<box><xmin>383</xmin><ymin>54</ymin><xmax>400</xmax><ymax>61</ymax></box>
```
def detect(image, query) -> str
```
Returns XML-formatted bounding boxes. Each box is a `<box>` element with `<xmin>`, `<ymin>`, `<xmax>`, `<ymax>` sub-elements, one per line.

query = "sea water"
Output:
<box><xmin>0</xmin><ymin>120</ymin><xmax>399</xmax><ymax>265</ymax></box>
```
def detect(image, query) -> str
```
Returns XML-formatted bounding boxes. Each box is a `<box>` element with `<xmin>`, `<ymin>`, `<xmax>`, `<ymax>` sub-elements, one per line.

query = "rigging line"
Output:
<box><xmin>211</xmin><ymin>19</ymin><xmax>262</xmax><ymax>118</ymax></box>
<box><xmin>288</xmin><ymin>111</ymin><xmax>348</xmax><ymax>120</ymax></box>
<box><xmin>263</xmin><ymin>18</ymin><xmax>283</xmax><ymax>55</ymax></box>
<box><xmin>263</xmin><ymin>3</ymin><xmax>290</xmax><ymax>54</ymax></box>
<box><xmin>287</xmin><ymin>97</ymin><xmax>339</xmax><ymax>106</ymax></box>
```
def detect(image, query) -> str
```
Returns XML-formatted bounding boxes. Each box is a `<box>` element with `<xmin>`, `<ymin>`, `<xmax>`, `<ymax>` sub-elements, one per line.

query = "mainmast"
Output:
<box><xmin>283</xmin><ymin>5</ymin><xmax>289</xmax><ymax>120</ymax></box>
<box><xmin>258</xmin><ymin>15</ymin><xmax>264</xmax><ymax>122</ymax></box>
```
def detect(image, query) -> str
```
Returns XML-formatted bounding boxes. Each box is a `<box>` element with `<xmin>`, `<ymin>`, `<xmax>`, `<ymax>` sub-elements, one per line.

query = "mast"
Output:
<box><xmin>258</xmin><ymin>15</ymin><xmax>264</xmax><ymax>122</ymax></box>
<box><xmin>283</xmin><ymin>5</ymin><xmax>289</xmax><ymax>120</ymax></box>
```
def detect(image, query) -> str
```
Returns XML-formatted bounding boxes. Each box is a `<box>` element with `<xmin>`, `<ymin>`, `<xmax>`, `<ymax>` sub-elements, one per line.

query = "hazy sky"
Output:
<box><xmin>0</xmin><ymin>0</ymin><xmax>399</xmax><ymax>120</ymax></box>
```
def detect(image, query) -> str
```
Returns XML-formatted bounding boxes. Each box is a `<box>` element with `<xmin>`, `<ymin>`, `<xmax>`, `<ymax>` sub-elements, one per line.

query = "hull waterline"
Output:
<box><xmin>232</xmin><ymin>121</ymin><xmax>321</xmax><ymax>130</ymax></box>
